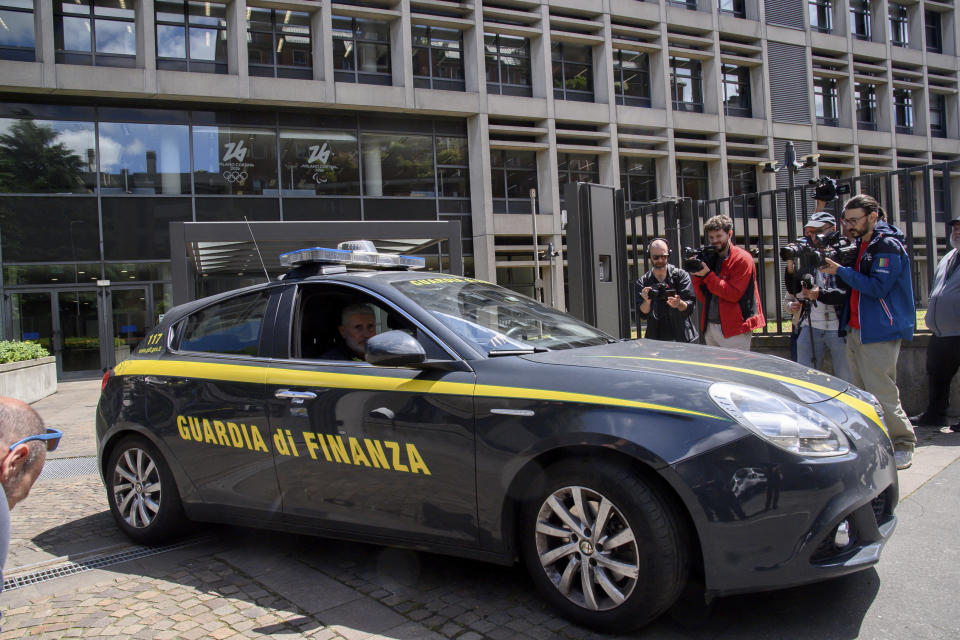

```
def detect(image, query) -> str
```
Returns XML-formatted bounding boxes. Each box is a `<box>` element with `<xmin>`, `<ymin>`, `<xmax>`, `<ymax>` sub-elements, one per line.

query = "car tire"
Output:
<box><xmin>106</xmin><ymin>435</ymin><xmax>185</xmax><ymax>545</ymax></box>
<box><xmin>520</xmin><ymin>459</ymin><xmax>689</xmax><ymax>633</ymax></box>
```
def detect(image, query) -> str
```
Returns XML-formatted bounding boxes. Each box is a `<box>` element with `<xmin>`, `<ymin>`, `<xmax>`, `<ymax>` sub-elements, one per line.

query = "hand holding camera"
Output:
<box><xmin>645</xmin><ymin>282</ymin><xmax>677</xmax><ymax>302</ymax></box>
<box><xmin>682</xmin><ymin>245</ymin><xmax>719</xmax><ymax>274</ymax></box>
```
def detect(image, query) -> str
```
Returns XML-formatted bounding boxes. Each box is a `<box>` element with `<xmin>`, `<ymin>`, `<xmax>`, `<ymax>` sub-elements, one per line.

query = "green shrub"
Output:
<box><xmin>0</xmin><ymin>340</ymin><xmax>50</xmax><ymax>364</ymax></box>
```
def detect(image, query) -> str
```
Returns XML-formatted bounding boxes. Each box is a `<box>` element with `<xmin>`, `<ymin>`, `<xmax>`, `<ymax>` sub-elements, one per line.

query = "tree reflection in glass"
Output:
<box><xmin>0</xmin><ymin>118</ymin><xmax>95</xmax><ymax>193</ymax></box>
<box><xmin>360</xmin><ymin>134</ymin><xmax>434</xmax><ymax>197</ymax></box>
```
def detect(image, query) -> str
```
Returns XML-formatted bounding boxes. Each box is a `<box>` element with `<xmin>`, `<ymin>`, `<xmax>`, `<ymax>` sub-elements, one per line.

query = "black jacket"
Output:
<box><xmin>636</xmin><ymin>264</ymin><xmax>700</xmax><ymax>343</ymax></box>
<box><xmin>784</xmin><ymin>263</ymin><xmax>850</xmax><ymax>336</ymax></box>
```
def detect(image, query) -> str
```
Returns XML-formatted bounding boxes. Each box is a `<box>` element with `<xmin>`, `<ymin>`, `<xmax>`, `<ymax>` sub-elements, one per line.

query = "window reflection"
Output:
<box><xmin>279</xmin><ymin>130</ymin><xmax>359</xmax><ymax>195</ymax></box>
<box><xmin>0</xmin><ymin>117</ymin><xmax>97</xmax><ymax>193</ymax></box>
<box><xmin>0</xmin><ymin>0</ymin><xmax>36</xmax><ymax>61</ymax></box>
<box><xmin>55</xmin><ymin>0</ymin><xmax>136</xmax><ymax>66</ymax></box>
<box><xmin>360</xmin><ymin>133</ymin><xmax>434</xmax><ymax>197</ymax></box>
<box><xmin>99</xmin><ymin>123</ymin><xmax>190</xmax><ymax>194</ymax></box>
<box><xmin>156</xmin><ymin>1</ymin><xmax>228</xmax><ymax>73</ymax></box>
<box><xmin>192</xmin><ymin>126</ymin><xmax>278</xmax><ymax>195</ymax></box>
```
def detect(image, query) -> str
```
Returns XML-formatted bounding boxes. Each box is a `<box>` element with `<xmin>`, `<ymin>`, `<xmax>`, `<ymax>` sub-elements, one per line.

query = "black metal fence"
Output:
<box><xmin>626</xmin><ymin>160</ymin><xmax>959</xmax><ymax>335</ymax></box>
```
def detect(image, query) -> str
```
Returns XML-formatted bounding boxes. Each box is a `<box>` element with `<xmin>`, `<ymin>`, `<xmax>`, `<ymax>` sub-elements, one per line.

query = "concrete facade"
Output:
<box><xmin>1</xmin><ymin>0</ymin><xmax>959</xmax><ymax>310</ymax></box>
<box><xmin>0</xmin><ymin>355</ymin><xmax>58</xmax><ymax>403</ymax></box>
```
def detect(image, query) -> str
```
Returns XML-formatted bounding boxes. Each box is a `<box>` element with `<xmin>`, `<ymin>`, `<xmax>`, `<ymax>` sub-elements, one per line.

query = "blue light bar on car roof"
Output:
<box><xmin>279</xmin><ymin>246</ymin><xmax>426</xmax><ymax>270</ymax></box>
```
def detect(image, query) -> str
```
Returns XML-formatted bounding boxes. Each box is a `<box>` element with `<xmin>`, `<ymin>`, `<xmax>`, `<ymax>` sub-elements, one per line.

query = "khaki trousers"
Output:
<box><xmin>845</xmin><ymin>328</ymin><xmax>917</xmax><ymax>452</ymax></box>
<box><xmin>704</xmin><ymin>323</ymin><xmax>752</xmax><ymax>351</ymax></box>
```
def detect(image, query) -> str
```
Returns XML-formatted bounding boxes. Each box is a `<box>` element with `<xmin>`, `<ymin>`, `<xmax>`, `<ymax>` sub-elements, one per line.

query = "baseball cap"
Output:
<box><xmin>950</xmin><ymin>214</ymin><xmax>960</xmax><ymax>226</ymax></box>
<box><xmin>804</xmin><ymin>211</ymin><xmax>836</xmax><ymax>229</ymax></box>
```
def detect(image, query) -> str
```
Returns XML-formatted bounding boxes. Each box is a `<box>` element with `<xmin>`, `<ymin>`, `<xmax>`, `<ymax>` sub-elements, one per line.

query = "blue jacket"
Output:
<box><xmin>835</xmin><ymin>221</ymin><xmax>915</xmax><ymax>344</ymax></box>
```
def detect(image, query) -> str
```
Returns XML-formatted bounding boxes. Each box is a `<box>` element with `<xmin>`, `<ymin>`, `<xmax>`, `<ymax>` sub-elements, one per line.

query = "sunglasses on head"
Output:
<box><xmin>9</xmin><ymin>427</ymin><xmax>62</xmax><ymax>452</ymax></box>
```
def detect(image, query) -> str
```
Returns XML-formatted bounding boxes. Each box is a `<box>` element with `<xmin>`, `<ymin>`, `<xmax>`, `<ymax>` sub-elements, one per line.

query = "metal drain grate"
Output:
<box><xmin>3</xmin><ymin>536</ymin><xmax>212</xmax><ymax>592</ymax></box>
<box><xmin>40</xmin><ymin>456</ymin><xmax>99</xmax><ymax>480</ymax></box>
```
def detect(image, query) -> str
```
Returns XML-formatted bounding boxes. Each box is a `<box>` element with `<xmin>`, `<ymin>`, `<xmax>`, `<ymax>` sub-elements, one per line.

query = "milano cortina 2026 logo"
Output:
<box><xmin>303</xmin><ymin>142</ymin><xmax>337</xmax><ymax>183</ymax></box>
<box><xmin>221</xmin><ymin>139</ymin><xmax>254</xmax><ymax>184</ymax></box>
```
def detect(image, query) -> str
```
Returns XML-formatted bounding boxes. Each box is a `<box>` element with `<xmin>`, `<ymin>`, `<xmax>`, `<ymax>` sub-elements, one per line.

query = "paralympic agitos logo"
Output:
<box><xmin>176</xmin><ymin>414</ymin><xmax>431</xmax><ymax>475</ymax></box>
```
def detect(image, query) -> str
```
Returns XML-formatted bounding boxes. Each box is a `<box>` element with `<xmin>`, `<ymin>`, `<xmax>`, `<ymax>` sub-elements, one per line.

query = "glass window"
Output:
<box><xmin>613</xmin><ymin>49</ymin><xmax>651</xmax><ymax>108</ymax></box>
<box><xmin>101</xmin><ymin>197</ymin><xmax>192</xmax><ymax>259</ymax></box>
<box><xmin>552</xmin><ymin>42</ymin><xmax>594</xmax><ymax>103</ymax></box>
<box><xmin>248</xmin><ymin>7</ymin><xmax>312</xmax><ymax>79</ymax></box>
<box><xmin>677</xmin><ymin>160</ymin><xmax>708</xmax><ymax>200</ymax></box>
<box><xmin>718</xmin><ymin>1</ymin><xmax>745</xmax><ymax>18</ymax></box>
<box><xmin>814</xmin><ymin>77</ymin><xmax>839</xmax><ymax>127</ymax></box>
<box><xmin>930</xmin><ymin>94</ymin><xmax>947</xmax><ymax>138</ymax></box>
<box><xmin>670</xmin><ymin>57</ymin><xmax>703</xmax><ymax>113</ymax></box>
<box><xmin>156</xmin><ymin>1</ymin><xmax>228</xmax><ymax>74</ymax></box>
<box><xmin>809</xmin><ymin>1</ymin><xmax>832</xmax><ymax>33</ymax></box>
<box><xmin>722</xmin><ymin>64</ymin><xmax>751</xmax><ymax>117</ymax></box>
<box><xmin>485</xmin><ymin>33</ymin><xmax>531</xmax><ymax>97</ymax></box>
<box><xmin>889</xmin><ymin>4</ymin><xmax>909</xmax><ymax>47</ymax></box>
<box><xmin>54</xmin><ymin>0</ymin><xmax>136</xmax><ymax>67</ymax></box>
<box><xmin>728</xmin><ymin>164</ymin><xmax>757</xmax><ymax>218</ymax></box>
<box><xmin>333</xmin><ymin>16</ymin><xmax>391</xmax><ymax>85</ymax></box>
<box><xmin>893</xmin><ymin>88</ymin><xmax>913</xmax><ymax>133</ymax></box>
<box><xmin>279</xmin><ymin>129</ymin><xmax>359</xmax><ymax>196</ymax></box>
<box><xmin>436</xmin><ymin>136</ymin><xmax>469</xmax><ymax>203</ymax></box>
<box><xmin>925</xmin><ymin>11</ymin><xmax>942</xmax><ymax>54</ymax></box>
<box><xmin>192</xmin><ymin>125</ymin><xmax>278</xmax><ymax>195</ymax></box>
<box><xmin>360</xmin><ymin>133</ymin><xmax>433</xmax><ymax>197</ymax></box>
<box><xmin>179</xmin><ymin>290</ymin><xmax>270</xmax><ymax>356</ymax></box>
<box><xmin>491</xmin><ymin>149</ymin><xmax>537</xmax><ymax>213</ymax></box>
<box><xmin>413</xmin><ymin>25</ymin><xmax>464</xmax><ymax>91</ymax></box>
<box><xmin>850</xmin><ymin>0</ymin><xmax>872</xmax><ymax>41</ymax></box>
<box><xmin>0</xmin><ymin>196</ymin><xmax>100</xmax><ymax>262</ymax></box>
<box><xmin>0</xmin><ymin>117</ymin><xmax>97</xmax><ymax>193</ymax></box>
<box><xmin>669</xmin><ymin>0</ymin><xmax>697</xmax><ymax>10</ymax></box>
<box><xmin>0</xmin><ymin>0</ymin><xmax>35</xmax><ymax>61</ymax></box>
<box><xmin>98</xmin><ymin>122</ymin><xmax>191</xmax><ymax>194</ymax></box>
<box><xmin>855</xmin><ymin>83</ymin><xmax>878</xmax><ymax>130</ymax></box>
<box><xmin>620</xmin><ymin>157</ymin><xmax>656</xmax><ymax>206</ymax></box>
<box><xmin>557</xmin><ymin>152</ymin><xmax>598</xmax><ymax>210</ymax></box>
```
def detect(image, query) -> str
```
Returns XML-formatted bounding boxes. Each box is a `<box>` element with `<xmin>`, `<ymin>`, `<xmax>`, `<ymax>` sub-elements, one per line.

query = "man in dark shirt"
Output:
<box><xmin>321</xmin><ymin>304</ymin><xmax>377</xmax><ymax>361</ymax></box>
<box><xmin>635</xmin><ymin>238</ymin><xmax>699</xmax><ymax>342</ymax></box>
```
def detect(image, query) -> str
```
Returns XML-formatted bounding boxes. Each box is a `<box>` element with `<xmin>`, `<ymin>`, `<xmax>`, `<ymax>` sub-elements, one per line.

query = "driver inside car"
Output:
<box><xmin>321</xmin><ymin>303</ymin><xmax>377</xmax><ymax>361</ymax></box>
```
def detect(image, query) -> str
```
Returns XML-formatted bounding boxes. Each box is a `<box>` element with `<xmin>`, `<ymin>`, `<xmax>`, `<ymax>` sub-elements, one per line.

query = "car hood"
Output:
<box><xmin>520</xmin><ymin>339</ymin><xmax>851</xmax><ymax>406</ymax></box>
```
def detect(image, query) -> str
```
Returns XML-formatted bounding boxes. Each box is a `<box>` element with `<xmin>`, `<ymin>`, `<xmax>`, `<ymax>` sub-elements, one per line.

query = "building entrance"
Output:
<box><xmin>5</xmin><ymin>286</ymin><xmax>152</xmax><ymax>378</ymax></box>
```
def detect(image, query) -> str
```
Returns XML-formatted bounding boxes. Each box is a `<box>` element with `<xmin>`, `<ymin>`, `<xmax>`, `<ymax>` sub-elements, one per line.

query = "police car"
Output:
<box><xmin>96</xmin><ymin>244</ymin><xmax>898</xmax><ymax>632</ymax></box>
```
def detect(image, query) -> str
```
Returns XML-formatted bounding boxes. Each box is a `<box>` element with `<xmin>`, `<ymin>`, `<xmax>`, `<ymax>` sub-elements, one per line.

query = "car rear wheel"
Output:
<box><xmin>520</xmin><ymin>460</ymin><xmax>689</xmax><ymax>633</ymax></box>
<box><xmin>106</xmin><ymin>435</ymin><xmax>184</xmax><ymax>545</ymax></box>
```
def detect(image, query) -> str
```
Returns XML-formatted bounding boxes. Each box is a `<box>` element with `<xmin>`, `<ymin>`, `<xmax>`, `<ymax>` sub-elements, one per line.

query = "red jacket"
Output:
<box><xmin>692</xmin><ymin>245</ymin><xmax>765</xmax><ymax>338</ymax></box>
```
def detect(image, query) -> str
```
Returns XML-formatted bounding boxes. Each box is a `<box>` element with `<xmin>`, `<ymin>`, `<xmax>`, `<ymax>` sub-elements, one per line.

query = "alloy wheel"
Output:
<box><xmin>112</xmin><ymin>447</ymin><xmax>162</xmax><ymax>529</ymax></box>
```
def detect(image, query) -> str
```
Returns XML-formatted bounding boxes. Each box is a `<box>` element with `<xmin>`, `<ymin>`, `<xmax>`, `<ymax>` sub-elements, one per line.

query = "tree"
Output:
<box><xmin>0</xmin><ymin>119</ymin><xmax>88</xmax><ymax>193</ymax></box>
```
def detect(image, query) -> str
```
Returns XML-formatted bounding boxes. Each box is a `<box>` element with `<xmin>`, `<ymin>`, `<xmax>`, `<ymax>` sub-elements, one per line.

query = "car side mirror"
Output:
<box><xmin>365</xmin><ymin>330</ymin><xmax>426</xmax><ymax>367</ymax></box>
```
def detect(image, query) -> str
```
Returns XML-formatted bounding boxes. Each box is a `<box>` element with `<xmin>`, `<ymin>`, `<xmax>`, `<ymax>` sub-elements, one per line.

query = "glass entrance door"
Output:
<box><xmin>57</xmin><ymin>289</ymin><xmax>101</xmax><ymax>375</ymax></box>
<box><xmin>6</xmin><ymin>286</ymin><xmax>152</xmax><ymax>378</ymax></box>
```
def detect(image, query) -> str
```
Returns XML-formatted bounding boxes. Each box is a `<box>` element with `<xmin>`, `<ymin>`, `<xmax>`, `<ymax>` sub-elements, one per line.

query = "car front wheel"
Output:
<box><xmin>106</xmin><ymin>435</ymin><xmax>184</xmax><ymax>544</ymax></box>
<box><xmin>520</xmin><ymin>460</ymin><xmax>689</xmax><ymax>632</ymax></box>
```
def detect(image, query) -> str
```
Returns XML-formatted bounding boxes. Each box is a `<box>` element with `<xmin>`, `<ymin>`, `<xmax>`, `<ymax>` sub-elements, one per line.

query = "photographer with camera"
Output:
<box><xmin>688</xmin><ymin>215</ymin><xmax>765</xmax><ymax>351</ymax></box>
<box><xmin>820</xmin><ymin>194</ymin><xmax>916</xmax><ymax>469</ymax></box>
<box><xmin>784</xmin><ymin>213</ymin><xmax>851</xmax><ymax>381</ymax></box>
<box><xmin>636</xmin><ymin>238</ymin><xmax>699</xmax><ymax>343</ymax></box>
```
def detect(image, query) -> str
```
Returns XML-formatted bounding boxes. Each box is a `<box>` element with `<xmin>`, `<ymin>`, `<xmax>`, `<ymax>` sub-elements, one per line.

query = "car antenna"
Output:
<box><xmin>244</xmin><ymin>216</ymin><xmax>270</xmax><ymax>282</ymax></box>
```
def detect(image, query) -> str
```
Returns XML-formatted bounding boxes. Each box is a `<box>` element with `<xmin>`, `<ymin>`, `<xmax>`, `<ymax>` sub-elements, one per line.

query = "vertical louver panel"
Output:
<box><xmin>767</xmin><ymin>42</ymin><xmax>810</xmax><ymax>124</ymax></box>
<box><xmin>764</xmin><ymin>0</ymin><xmax>805</xmax><ymax>29</ymax></box>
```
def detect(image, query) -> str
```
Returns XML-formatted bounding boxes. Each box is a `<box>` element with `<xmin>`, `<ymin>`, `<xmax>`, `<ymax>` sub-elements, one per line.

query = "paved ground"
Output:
<box><xmin>1</xmin><ymin>381</ymin><xmax>958</xmax><ymax>639</ymax></box>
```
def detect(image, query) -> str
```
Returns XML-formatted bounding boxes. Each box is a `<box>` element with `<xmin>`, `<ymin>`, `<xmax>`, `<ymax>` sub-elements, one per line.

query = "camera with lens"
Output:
<box><xmin>682</xmin><ymin>245</ymin><xmax>719</xmax><ymax>272</ymax></box>
<box><xmin>808</xmin><ymin>176</ymin><xmax>851</xmax><ymax>203</ymax></box>
<box><xmin>817</xmin><ymin>230</ymin><xmax>858</xmax><ymax>267</ymax></box>
<box><xmin>780</xmin><ymin>231</ymin><xmax>857</xmax><ymax>271</ymax></box>
<box><xmin>646</xmin><ymin>282</ymin><xmax>677</xmax><ymax>301</ymax></box>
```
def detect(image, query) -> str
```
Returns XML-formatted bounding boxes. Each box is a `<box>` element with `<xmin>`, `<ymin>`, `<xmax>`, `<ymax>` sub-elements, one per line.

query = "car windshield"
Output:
<box><xmin>393</xmin><ymin>277</ymin><xmax>613</xmax><ymax>353</ymax></box>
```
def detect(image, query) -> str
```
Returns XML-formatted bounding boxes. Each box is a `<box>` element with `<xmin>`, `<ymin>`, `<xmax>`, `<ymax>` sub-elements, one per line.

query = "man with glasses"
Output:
<box><xmin>821</xmin><ymin>194</ymin><xmax>916</xmax><ymax>469</ymax></box>
<box><xmin>636</xmin><ymin>238</ymin><xmax>699</xmax><ymax>342</ymax></box>
<box><xmin>1</xmin><ymin>398</ymin><xmax>58</xmax><ymax>603</ymax></box>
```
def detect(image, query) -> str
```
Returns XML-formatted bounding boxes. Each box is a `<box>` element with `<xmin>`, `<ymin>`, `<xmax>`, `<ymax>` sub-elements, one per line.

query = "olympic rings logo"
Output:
<box><xmin>223</xmin><ymin>170</ymin><xmax>248</xmax><ymax>183</ymax></box>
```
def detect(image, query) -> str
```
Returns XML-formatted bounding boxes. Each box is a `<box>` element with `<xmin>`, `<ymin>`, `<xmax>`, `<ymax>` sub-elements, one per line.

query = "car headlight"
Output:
<box><xmin>709</xmin><ymin>383</ymin><xmax>851</xmax><ymax>457</ymax></box>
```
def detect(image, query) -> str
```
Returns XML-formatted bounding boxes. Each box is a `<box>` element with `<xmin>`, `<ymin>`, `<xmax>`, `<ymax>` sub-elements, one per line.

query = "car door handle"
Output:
<box><xmin>275</xmin><ymin>389</ymin><xmax>318</xmax><ymax>400</ymax></box>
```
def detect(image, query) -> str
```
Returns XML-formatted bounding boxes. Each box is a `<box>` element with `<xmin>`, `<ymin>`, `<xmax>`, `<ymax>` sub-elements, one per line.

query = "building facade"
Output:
<box><xmin>1</xmin><ymin>0</ymin><xmax>958</xmax><ymax>376</ymax></box>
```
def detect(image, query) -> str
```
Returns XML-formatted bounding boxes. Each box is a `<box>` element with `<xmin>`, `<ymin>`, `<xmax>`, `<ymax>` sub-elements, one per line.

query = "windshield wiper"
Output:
<box><xmin>487</xmin><ymin>347</ymin><xmax>550</xmax><ymax>357</ymax></box>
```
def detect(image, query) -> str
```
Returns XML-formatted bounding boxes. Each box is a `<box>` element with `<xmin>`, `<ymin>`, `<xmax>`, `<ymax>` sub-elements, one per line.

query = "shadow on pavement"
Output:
<box><xmin>27</xmin><ymin>511</ymin><xmax>882</xmax><ymax>639</ymax></box>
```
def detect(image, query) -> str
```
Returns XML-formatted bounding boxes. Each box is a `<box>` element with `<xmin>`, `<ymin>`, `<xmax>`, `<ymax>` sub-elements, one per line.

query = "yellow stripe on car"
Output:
<box><xmin>590</xmin><ymin>356</ymin><xmax>888</xmax><ymax>435</ymax></box>
<box><xmin>114</xmin><ymin>359</ymin><xmax>726</xmax><ymax>421</ymax></box>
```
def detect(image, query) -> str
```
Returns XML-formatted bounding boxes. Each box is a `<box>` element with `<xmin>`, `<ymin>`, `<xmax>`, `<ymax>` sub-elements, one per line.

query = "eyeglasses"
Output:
<box><xmin>8</xmin><ymin>427</ymin><xmax>62</xmax><ymax>452</ymax></box>
<box><xmin>650</xmin><ymin>254</ymin><xmax>669</xmax><ymax>260</ymax></box>
<box><xmin>841</xmin><ymin>214</ymin><xmax>868</xmax><ymax>225</ymax></box>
